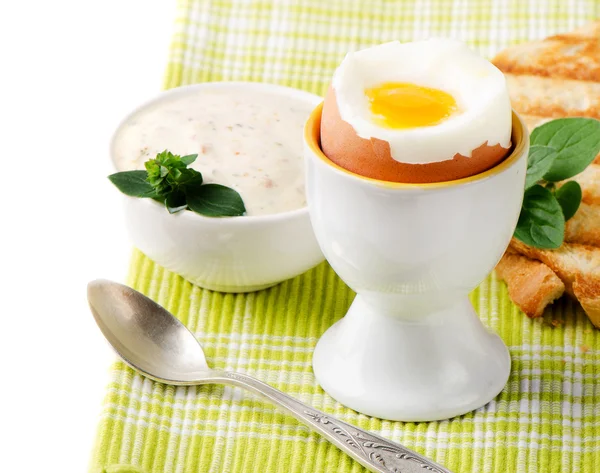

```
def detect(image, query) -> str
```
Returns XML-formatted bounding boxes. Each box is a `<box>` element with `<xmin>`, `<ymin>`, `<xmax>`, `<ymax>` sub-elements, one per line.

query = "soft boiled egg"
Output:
<box><xmin>320</xmin><ymin>39</ymin><xmax>513</xmax><ymax>183</ymax></box>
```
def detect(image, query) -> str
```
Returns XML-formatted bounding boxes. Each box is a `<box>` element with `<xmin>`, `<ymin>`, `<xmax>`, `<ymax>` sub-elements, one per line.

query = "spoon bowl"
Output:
<box><xmin>88</xmin><ymin>280</ymin><xmax>209</xmax><ymax>383</ymax></box>
<box><xmin>88</xmin><ymin>279</ymin><xmax>452</xmax><ymax>473</ymax></box>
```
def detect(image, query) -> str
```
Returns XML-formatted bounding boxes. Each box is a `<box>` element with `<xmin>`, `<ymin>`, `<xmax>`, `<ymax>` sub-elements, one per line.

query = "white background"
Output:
<box><xmin>0</xmin><ymin>1</ymin><xmax>175</xmax><ymax>470</ymax></box>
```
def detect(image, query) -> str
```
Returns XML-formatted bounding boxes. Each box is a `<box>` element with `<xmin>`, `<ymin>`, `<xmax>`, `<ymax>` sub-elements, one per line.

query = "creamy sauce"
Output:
<box><xmin>113</xmin><ymin>88</ymin><xmax>316</xmax><ymax>216</ymax></box>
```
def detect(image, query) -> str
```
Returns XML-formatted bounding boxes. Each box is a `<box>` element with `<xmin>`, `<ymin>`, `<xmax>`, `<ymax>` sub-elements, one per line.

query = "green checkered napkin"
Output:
<box><xmin>91</xmin><ymin>1</ymin><xmax>600</xmax><ymax>472</ymax></box>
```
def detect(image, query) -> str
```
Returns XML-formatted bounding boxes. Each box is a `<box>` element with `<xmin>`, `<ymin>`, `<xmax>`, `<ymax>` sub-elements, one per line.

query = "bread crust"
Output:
<box><xmin>573</xmin><ymin>275</ymin><xmax>600</xmax><ymax>328</ymax></box>
<box><xmin>495</xmin><ymin>250</ymin><xmax>565</xmax><ymax>318</ymax></box>
<box><xmin>494</xmin><ymin>20</ymin><xmax>600</xmax><ymax>327</ymax></box>
<box><xmin>520</xmin><ymin>114</ymin><xmax>551</xmax><ymax>131</ymax></box>
<box><xmin>503</xmin><ymin>73</ymin><xmax>600</xmax><ymax>119</ymax></box>
<box><xmin>565</xmin><ymin>202</ymin><xmax>600</xmax><ymax>246</ymax></box>
<box><xmin>510</xmin><ymin>239</ymin><xmax>600</xmax><ymax>296</ymax></box>
<box><xmin>562</xmin><ymin>164</ymin><xmax>600</xmax><ymax>205</ymax></box>
<box><xmin>493</xmin><ymin>21</ymin><xmax>600</xmax><ymax>81</ymax></box>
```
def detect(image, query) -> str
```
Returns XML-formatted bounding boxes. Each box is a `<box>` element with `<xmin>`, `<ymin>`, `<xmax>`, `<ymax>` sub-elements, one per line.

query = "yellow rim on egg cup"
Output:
<box><xmin>304</xmin><ymin>103</ymin><xmax>527</xmax><ymax>189</ymax></box>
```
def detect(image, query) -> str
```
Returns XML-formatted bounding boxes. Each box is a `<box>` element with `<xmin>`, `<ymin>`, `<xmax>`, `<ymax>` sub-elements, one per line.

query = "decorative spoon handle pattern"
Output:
<box><xmin>206</xmin><ymin>370</ymin><xmax>452</xmax><ymax>473</ymax></box>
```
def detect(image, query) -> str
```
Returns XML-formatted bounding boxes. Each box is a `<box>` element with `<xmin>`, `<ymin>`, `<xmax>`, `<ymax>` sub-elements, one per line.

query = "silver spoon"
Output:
<box><xmin>88</xmin><ymin>279</ymin><xmax>451</xmax><ymax>473</ymax></box>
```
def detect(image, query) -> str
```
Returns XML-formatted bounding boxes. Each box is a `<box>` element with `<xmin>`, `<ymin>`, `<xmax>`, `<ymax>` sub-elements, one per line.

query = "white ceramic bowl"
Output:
<box><xmin>110</xmin><ymin>82</ymin><xmax>324</xmax><ymax>292</ymax></box>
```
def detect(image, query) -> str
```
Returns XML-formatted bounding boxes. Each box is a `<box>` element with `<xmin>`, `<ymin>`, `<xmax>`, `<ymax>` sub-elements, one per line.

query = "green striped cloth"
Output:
<box><xmin>91</xmin><ymin>2</ymin><xmax>600</xmax><ymax>472</ymax></box>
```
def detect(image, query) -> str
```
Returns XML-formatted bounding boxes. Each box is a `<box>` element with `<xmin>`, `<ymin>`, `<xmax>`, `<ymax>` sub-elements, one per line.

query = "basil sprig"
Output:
<box><xmin>109</xmin><ymin>150</ymin><xmax>245</xmax><ymax>217</ymax></box>
<box><xmin>514</xmin><ymin>118</ymin><xmax>600</xmax><ymax>249</ymax></box>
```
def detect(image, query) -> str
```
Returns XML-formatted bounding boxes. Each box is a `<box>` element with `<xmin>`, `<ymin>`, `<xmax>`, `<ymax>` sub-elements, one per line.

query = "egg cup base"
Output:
<box><xmin>312</xmin><ymin>295</ymin><xmax>511</xmax><ymax>422</ymax></box>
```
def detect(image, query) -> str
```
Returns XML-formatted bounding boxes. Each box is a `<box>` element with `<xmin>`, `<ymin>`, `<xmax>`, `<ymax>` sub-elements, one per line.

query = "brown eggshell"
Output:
<box><xmin>320</xmin><ymin>87</ymin><xmax>511</xmax><ymax>183</ymax></box>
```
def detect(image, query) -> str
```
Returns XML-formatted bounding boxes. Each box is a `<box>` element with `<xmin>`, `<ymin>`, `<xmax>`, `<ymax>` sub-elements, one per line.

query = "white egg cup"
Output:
<box><xmin>305</xmin><ymin>106</ymin><xmax>528</xmax><ymax>422</ymax></box>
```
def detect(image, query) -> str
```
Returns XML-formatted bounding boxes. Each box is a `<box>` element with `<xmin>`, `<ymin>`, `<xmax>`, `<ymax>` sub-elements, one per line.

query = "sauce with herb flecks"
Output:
<box><xmin>112</xmin><ymin>88</ymin><xmax>316</xmax><ymax>216</ymax></box>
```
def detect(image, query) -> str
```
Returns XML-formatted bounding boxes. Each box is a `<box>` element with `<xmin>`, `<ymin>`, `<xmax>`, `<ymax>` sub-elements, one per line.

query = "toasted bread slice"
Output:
<box><xmin>566</xmin><ymin>21</ymin><xmax>600</xmax><ymax>39</ymax></box>
<box><xmin>494</xmin><ymin>21</ymin><xmax>600</xmax><ymax>328</ymax></box>
<box><xmin>495</xmin><ymin>249</ymin><xmax>565</xmax><ymax>318</ymax></box>
<box><xmin>503</xmin><ymin>74</ymin><xmax>600</xmax><ymax>119</ymax></box>
<box><xmin>573</xmin><ymin>275</ymin><xmax>600</xmax><ymax>328</ymax></box>
<box><xmin>520</xmin><ymin>114</ymin><xmax>551</xmax><ymax>131</ymax></box>
<box><xmin>561</xmin><ymin>164</ymin><xmax>600</xmax><ymax>204</ymax></box>
<box><xmin>510</xmin><ymin>238</ymin><xmax>600</xmax><ymax>296</ymax></box>
<box><xmin>565</xmin><ymin>202</ymin><xmax>600</xmax><ymax>246</ymax></box>
<box><xmin>510</xmin><ymin>239</ymin><xmax>600</xmax><ymax>326</ymax></box>
<box><xmin>494</xmin><ymin>21</ymin><xmax>600</xmax><ymax>123</ymax></box>
<box><xmin>493</xmin><ymin>21</ymin><xmax>600</xmax><ymax>81</ymax></box>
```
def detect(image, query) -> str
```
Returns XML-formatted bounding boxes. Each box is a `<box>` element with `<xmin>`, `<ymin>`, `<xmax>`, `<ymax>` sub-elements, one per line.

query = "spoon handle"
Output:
<box><xmin>205</xmin><ymin>370</ymin><xmax>451</xmax><ymax>473</ymax></box>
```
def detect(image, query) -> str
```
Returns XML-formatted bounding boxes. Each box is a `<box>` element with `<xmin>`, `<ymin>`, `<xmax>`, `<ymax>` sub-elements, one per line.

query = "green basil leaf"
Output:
<box><xmin>555</xmin><ymin>180</ymin><xmax>582</xmax><ymax>221</ymax></box>
<box><xmin>530</xmin><ymin>118</ymin><xmax>600</xmax><ymax>181</ymax></box>
<box><xmin>181</xmin><ymin>171</ymin><xmax>203</xmax><ymax>189</ymax></box>
<box><xmin>514</xmin><ymin>184</ymin><xmax>565</xmax><ymax>249</ymax></box>
<box><xmin>525</xmin><ymin>145</ymin><xmax>557</xmax><ymax>189</ymax></box>
<box><xmin>164</xmin><ymin>190</ymin><xmax>188</xmax><ymax>214</ymax></box>
<box><xmin>114</xmin><ymin>150</ymin><xmax>239</xmax><ymax>218</ymax></box>
<box><xmin>180</xmin><ymin>154</ymin><xmax>198</xmax><ymax>165</ymax></box>
<box><xmin>145</xmin><ymin>160</ymin><xmax>159</xmax><ymax>175</ymax></box>
<box><xmin>186</xmin><ymin>184</ymin><xmax>246</xmax><ymax>217</ymax></box>
<box><xmin>108</xmin><ymin>170</ymin><xmax>157</xmax><ymax>197</ymax></box>
<box><xmin>155</xmin><ymin>150</ymin><xmax>174</xmax><ymax>166</ymax></box>
<box><xmin>169</xmin><ymin>167</ymin><xmax>182</xmax><ymax>181</ymax></box>
<box><xmin>145</xmin><ymin>161</ymin><xmax>167</xmax><ymax>191</ymax></box>
<box><xmin>169</xmin><ymin>168</ymin><xmax>194</xmax><ymax>185</ymax></box>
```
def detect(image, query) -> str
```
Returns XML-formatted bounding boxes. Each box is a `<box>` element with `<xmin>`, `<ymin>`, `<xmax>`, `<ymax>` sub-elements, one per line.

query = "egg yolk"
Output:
<box><xmin>365</xmin><ymin>82</ymin><xmax>458</xmax><ymax>129</ymax></box>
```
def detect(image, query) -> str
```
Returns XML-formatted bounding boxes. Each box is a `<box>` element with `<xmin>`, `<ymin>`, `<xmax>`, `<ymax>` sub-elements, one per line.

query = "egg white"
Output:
<box><xmin>332</xmin><ymin>39</ymin><xmax>512</xmax><ymax>164</ymax></box>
